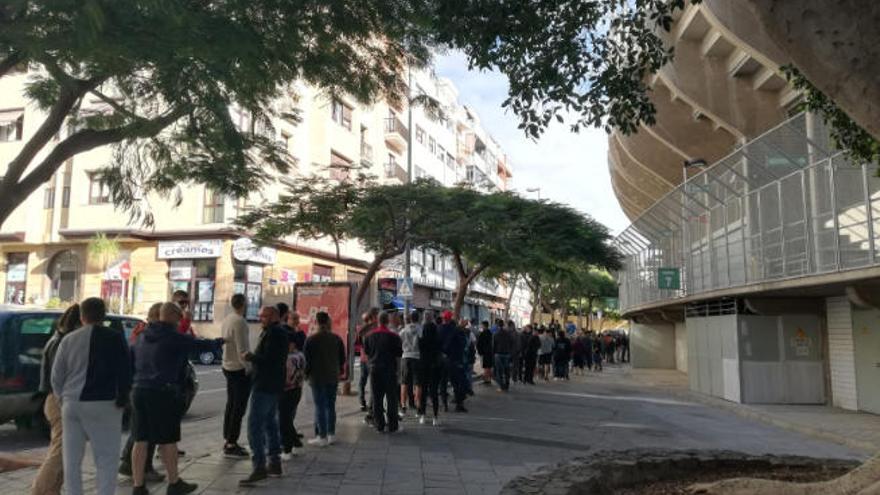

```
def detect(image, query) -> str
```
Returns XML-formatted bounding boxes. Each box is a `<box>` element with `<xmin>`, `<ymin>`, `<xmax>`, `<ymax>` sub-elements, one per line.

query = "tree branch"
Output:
<box><xmin>88</xmin><ymin>89</ymin><xmax>142</xmax><ymax>120</ymax></box>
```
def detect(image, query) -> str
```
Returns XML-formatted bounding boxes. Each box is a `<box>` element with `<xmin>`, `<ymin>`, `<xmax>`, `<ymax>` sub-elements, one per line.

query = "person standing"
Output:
<box><xmin>523</xmin><ymin>326</ymin><xmax>540</xmax><ymax>385</ymax></box>
<box><xmin>592</xmin><ymin>333</ymin><xmax>604</xmax><ymax>372</ymax></box>
<box><xmin>537</xmin><ymin>328</ymin><xmax>554</xmax><ymax>381</ymax></box>
<box><xmin>51</xmin><ymin>298</ymin><xmax>131</xmax><ymax>495</ymax></box>
<box><xmin>31</xmin><ymin>304</ymin><xmax>80</xmax><ymax>495</ymax></box>
<box><xmin>440</xmin><ymin>312</ymin><xmax>468</xmax><ymax>412</ymax></box>
<box><xmin>475</xmin><ymin>321</ymin><xmax>493</xmax><ymax>385</ymax></box>
<box><xmin>572</xmin><ymin>331</ymin><xmax>587</xmax><ymax>376</ymax></box>
<box><xmin>221</xmin><ymin>294</ymin><xmax>251</xmax><ymax>459</ymax></box>
<box><xmin>492</xmin><ymin>321</ymin><xmax>515</xmax><ymax>391</ymax></box>
<box><xmin>130</xmin><ymin>302</ymin><xmax>221</xmax><ymax>495</ymax></box>
<box><xmin>553</xmin><ymin>330</ymin><xmax>572</xmax><ymax>380</ymax></box>
<box><xmin>398</xmin><ymin>311</ymin><xmax>422</xmax><ymax>419</ymax></box>
<box><xmin>279</xmin><ymin>333</ymin><xmax>305</xmax><ymax>460</ymax></box>
<box><xmin>508</xmin><ymin>321</ymin><xmax>523</xmax><ymax>384</ymax></box>
<box><xmin>417</xmin><ymin>311</ymin><xmax>443</xmax><ymax>426</ymax></box>
<box><xmin>355</xmin><ymin>309</ymin><xmax>378</xmax><ymax>413</ymax></box>
<box><xmin>283</xmin><ymin>311</ymin><xmax>306</xmax><ymax>352</ymax></box>
<box><xmin>365</xmin><ymin>312</ymin><xmax>403</xmax><ymax>433</ymax></box>
<box><xmin>304</xmin><ymin>311</ymin><xmax>346</xmax><ymax>446</ymax></box>
<box><xmin>171</xmin><ymin>290</ymin><xmax>195</xmax><ymax>337</ymax></box>
<box><xmin>240</xmin><ymin>306</ymin><xmax>288</xmax><ymax>486</ymax></box>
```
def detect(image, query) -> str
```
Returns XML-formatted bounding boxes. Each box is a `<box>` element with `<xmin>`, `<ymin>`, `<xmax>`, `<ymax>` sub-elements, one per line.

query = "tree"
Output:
<box><xmin>239</xmin><ymin>178</ymin><xmax>444</xmax><ymax>310</ymax></box>
<box><xmin>0</xmin><ymin>1</ymin><xmax>436</xmax><ymax>226</ymax></box>
<box><xmin>579</xmin><ymin>270</ymin><xmax>618</xmax><ymax>330</ymax></box>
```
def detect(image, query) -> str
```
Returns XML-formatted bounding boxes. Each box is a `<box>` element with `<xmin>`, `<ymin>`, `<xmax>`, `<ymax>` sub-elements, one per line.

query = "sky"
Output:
<box><xmin>434</xmin><ymin>51</ymin><xmax>630</xmax><ymax>234</ymax></box>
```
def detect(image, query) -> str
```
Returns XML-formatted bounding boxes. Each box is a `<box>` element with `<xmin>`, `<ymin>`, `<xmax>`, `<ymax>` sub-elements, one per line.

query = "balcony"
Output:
<box><xmin>384</xmin><ymin>161</ymin><xmax>408</xmax><ymax>184</ymax></box>
<box><xmin>360</xmin><ymin>141</ymin><xmax>373</xmax><ymax>166</ymax></box>
<box><xmin>384</xmin><ymin>116</ymin><xmax>408</xmax><ymax>152</ymax></box>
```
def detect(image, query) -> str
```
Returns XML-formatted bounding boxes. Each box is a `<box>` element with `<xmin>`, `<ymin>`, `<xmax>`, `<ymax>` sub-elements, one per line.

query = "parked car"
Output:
<box><xmin>190</xmin><ymin>340</ymin><xmax>223</xmax><ymax>366</ymax></box>
<box><xmin>0</xmin><ymin>307</ymin><xmax>198</xmax><ymax>434</ymax></box>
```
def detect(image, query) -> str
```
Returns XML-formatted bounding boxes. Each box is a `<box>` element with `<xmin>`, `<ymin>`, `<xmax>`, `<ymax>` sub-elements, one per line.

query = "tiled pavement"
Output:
<box><xmin>0</xmin><ymin>365</ymin><xmax>868</xmax><ymax>494</ymax></box>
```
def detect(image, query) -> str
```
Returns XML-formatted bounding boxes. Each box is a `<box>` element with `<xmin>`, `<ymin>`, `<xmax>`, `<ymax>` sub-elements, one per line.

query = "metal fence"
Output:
<box><xmin>615</xmin><ymin>112</ymin><xmax>880</xmax><ymax>313</ymax></box>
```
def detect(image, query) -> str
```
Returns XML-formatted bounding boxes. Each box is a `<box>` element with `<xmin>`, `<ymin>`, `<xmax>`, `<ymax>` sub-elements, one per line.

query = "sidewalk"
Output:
<box><xmin>610</xmin><ymin>366</ymin><xmax>880</xmax><ymax>454</ymax></box>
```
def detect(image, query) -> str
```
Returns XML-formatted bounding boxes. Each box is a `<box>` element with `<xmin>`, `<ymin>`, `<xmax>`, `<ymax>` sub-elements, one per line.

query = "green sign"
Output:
<box><xmin>603</xmin><ymin>297</ymin><xmax>619</xmax><ymax>310</ymax></box>
<box><xmin>658</xmin><ymin>267</ymin><xmax>680</xmax><ymax>290</ymax></box>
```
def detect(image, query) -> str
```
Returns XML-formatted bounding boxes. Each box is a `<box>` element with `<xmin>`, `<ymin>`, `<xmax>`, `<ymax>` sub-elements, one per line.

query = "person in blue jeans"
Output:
<box><xmin>304</xmin><ymin>311</ymin><xmax>346</xmax><ymax>446</ymax></box>
<box><xmin>492</xmin><ymin>322</ymin><xmax>516</xmax><ymax>391</ymax></box>
<box><xmin>240</xmin><ymin>306</ymin><xmax>288</xmax><ymax>487</ymax></box>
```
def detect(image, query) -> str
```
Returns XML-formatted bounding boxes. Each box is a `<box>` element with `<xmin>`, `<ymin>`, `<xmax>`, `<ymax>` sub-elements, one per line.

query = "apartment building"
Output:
<box><xmin>0</xmin><ymin>64</ymin><xmax>529</xmax><ymax>335</ymax></box>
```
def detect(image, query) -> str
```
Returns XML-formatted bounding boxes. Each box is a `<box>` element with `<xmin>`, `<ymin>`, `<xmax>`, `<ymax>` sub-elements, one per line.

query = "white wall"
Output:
<box><xmin>826</xmin><ymin>296</ymin><xmax>859</xmax><ymax>410</ymax></box>
<box><xmin>631</xmin><ymin>322</ymin><xmax>676</xmax><ymax>369</ymax></box>
<box><xmin>674</xmin><ymin>321</ymin><xmax>688</xmax><ymax>373</ymax></box>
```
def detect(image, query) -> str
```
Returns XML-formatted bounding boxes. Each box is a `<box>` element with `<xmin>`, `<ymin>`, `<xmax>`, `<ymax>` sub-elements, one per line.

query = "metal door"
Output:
<box><xmin>851</xmin><ymin>308</ymin><xmax>880</xmax><ymax>414</ymax></box>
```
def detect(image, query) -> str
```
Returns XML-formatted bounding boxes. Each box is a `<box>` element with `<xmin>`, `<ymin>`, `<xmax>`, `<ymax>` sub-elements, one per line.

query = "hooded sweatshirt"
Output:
<box><xmin>132</xmin><ymin>321</ymin><xmax>219</xmax><ymax>390</ymax></box>
<box><xmin>364</xmin><ymin>325</ymin><xmax>403</xmax><ymax>372</ymax></box>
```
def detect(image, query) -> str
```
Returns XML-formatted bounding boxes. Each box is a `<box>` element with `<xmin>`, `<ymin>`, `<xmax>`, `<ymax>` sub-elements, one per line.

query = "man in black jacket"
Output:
<box><xmin>417</xmin><ymin>310</ymin><xmax>443</xmax><ymax>426</ymax></box>
<box><xmin>364</xmin><ymin>311</ymin><xmax>403</xmax><ymax>433</ymax></box>
<box><xmin>240</xmin><ymin>306</ymin><xmax>289</xmax><ymax>486</ymax></box>
<box><xmin>130</xmin><ymin>302</ymin><xmax>221</xmax><ymax>495</ymax></box>
<box><xmin>523</xmin><ymin>325</ymin><xmax>540</xmax><ymax>385</ymax></box>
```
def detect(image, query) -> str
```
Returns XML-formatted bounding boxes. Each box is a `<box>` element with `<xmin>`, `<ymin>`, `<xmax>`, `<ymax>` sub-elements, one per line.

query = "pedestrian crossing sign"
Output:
<box><xmin>398</xmin><ymin>277</ymin><xmax>414</xmax><ymax>299</ymax></box>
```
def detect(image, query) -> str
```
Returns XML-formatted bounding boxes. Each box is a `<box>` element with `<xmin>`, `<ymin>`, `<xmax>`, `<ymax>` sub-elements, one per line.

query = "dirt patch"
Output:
<box><xmin>615</xmin><ymin>463</ymin><xmax>850</xmax><ymax>495</ymax></box>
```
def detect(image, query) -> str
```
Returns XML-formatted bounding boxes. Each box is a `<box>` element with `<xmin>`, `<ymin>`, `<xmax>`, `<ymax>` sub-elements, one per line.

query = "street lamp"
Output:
<box><xmin>525</xmin><ymin>187</ymin><xmax>541</xmax><ymax>200</ymax></box>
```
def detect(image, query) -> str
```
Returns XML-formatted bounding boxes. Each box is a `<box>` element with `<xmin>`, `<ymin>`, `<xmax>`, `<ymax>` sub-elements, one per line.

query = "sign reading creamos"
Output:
<box><xmin>232</xmin><ymin>237</ymin><xmax>277</xmax><ymax>265</ymax></box>
<box><xmin>157</xmin><ymin>240</ymin><xmax>223</xmax><ymax>259</ymax></box>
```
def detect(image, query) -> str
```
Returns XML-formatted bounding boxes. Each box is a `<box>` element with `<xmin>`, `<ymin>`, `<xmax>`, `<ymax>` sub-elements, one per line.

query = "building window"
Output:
<box><xmin>88</xmin><ymin>173</ymin><xmax>111</xmax><ymax>204</ymax></box>
<box><xmin>312</xmin><ymin>264</ymin><xmax>334</xmax><ymax>282</ymax></box>
<box><xmin>330</xmin><ymin>151</ymin><xmax>352</xmax><ymax>181</ymax></box>
<box><xmin>331</xmin><ymin>98</ymin><xmax>352</xmax><ymax>130</ymax></box>
<box><xmin>234</xmin><ymin>261</ymin><xmax>263</xmax><ymax>321</ymax></box>
<box><xmin>43</xmin><ymin>187</ymin><xmax>55</xmax><ymax>209</ymax></box>
<box><xmin>169</xmin><ymin>259</ymin><xmax>216</xmax><ymax>322</ymax></box>
<box><xmin>415</xmin><ymin>126</ymin><xmax>425</xmax><ymax>144</ymax></box>
<box><xmin>446</xmin><ymin>153</ymin><xmax>455</xmax><ymax>169</ymax></box>
<box><xmin>4</xmin><ymin>253</ymin><xmax>27</xmax><ymax>304</ymax></box>
<box><xmin>437</xmin><ymin>145</ymin><xmax>446</xmax><ymax>161</ymax></box>
<box><xmin>428</xmin><ymin>136</ymin><xmax>436</xmax><ymax>154</ymax></box>
<box><xmin>429</xmin><ymin>254</ymin><xmax>437</xmax><ymax>271</ymax></box>
<box><xmin>0</xmin><ymin>110</ymin><xmax>24</xmax><ymax>142</ymax></box>
<box><xmin>203</xmin><ymin>189</ymin><xmax>225</xmax><ymax>224</ymax></box>
<box><xmin>61</xmin><ymin>186</ymin><xmax>70</xmax><ymax>208</ymax></box>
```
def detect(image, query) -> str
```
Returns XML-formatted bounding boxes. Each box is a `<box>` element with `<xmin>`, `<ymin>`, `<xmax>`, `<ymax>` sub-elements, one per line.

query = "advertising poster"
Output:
<box><xmin>294</xmin><ymin>283</ymin><xmax>353</xmax><ymax>380</ymax></box>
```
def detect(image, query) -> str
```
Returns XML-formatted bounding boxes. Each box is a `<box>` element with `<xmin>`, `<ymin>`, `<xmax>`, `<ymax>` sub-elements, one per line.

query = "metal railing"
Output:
<box><xmin>615</xmin><ymin>112</ymin><xmax>880</xmax><ymax>313</ymax></box>
<box><xmin>384</xmin><ymin>116</ymin><xmax>408</xmax><ymax>141</ymax></box>
<box><xmin>384</xmin><ymin>160</ymin><xmax>407</xmax><ymax>183</ymax></box>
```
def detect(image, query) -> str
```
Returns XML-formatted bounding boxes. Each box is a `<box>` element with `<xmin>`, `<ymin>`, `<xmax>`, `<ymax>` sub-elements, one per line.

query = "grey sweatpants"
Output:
<box><xmin>61</xmin><ymin>400</ymin><xmax>122</xmax><ymax>495</ymax></box>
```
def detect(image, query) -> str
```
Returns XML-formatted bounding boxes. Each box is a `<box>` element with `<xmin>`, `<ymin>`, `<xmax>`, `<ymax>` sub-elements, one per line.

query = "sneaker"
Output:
<box><xmin>267</xmin><ymin>462</ymin><xmax>282</xmax><ymax>478</ymax></box>
<box><xmin>398</xmin><ymin>409</ymin><xmax>405</xmax><ymax>420</ymax></box>
<box><xmin>326</xmin><ymin>434</ymin><xmax>336</xmax><ymax>445</ymax></box>
<box><xmin>432</xmin><ymin>417</ymin><xmax>441</xmax><ymax>427</ymax></box>
<box><xmin>360</xmin><ymin>404</ymin><xmax>368</xmax><ymax>412</ymax></box>
<box><xmin>454</xmin><ymin>404</ymin><xmax>468</xmax><ymax>413</ymax></box>
<box><xmin>223</xmin><ymin>444</ymin><xmax>250</xmax><ymax>459</ymax></box>
<box><xmin>166</xmin><ymin>478</ymin><xmax>198</xmax><ymax>495</ymax></box>
<box><xmin>281</xmin><ymin>452</ymin><xmax>293</xmax><ymax>462</ymax></box>
<box><xmin>239</xmin><ymin>468</ymin><xmax>268</xmax><ymax>486</ymax></box>
<box><xmin>307</xmin><ymin>437</ymin><xmax>328</xmax><ymax>447</ymax></box>
<box><xmin>145</xmin><ymin>469</ymin><xmax>166</xmax><ymax>483</ymax></box>
<box><xmin>132</xmin><ymin>486</ymin><xmax>149</xmax><ymax>495</ymax></box>
<box><xmin>119</xmin><ymin>462</ymin><xmax>132</xmax><ymax>477</ymax></box>
<box><xmin>290</xmin><ymin>446</ymin><xmax>302</xmax><ymax>456</ymax></box>
<box><xmin>418</xmin><ymin>415</ymin><xmax>426</xmax><ymax>425</ymax></box>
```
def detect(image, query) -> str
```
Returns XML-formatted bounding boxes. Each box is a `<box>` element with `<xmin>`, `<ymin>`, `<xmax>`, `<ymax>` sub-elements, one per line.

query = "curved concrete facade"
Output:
<box><xmin>610</xmin><ymin>2</ymin><xmax>798</xmax><ymax>220</ymax></box>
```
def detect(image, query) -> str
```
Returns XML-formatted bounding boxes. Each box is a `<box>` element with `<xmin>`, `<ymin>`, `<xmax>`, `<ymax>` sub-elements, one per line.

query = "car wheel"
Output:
<box><xmin>198</xmin><ymin>351</ymin><xmax>214</xmax><ymax>365</ymax></box>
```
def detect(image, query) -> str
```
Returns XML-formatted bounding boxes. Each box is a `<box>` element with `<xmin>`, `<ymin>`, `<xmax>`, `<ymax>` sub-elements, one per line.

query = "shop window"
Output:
<box><xmin>88</xmin><ymin>173</ymin><xmax>111</xmax><ymax>204</ymax></box>
<box><xmin>4</xmin><ymin>253</ymin><xmax>27</xmax><ymax>304</ymax></box>
<box><xmin>312</xmin><ymin>264</ymin><xmax>333</xmax><ymax>282</ymax></box>
<box><xmin>169</xmin><ymin>259</ymin><xmax>216</xmax><ymax>321</ymax></box>
<box><xmin>0</xmin><ymin>110</ymin><xmax>23</xmax><ymax>142</ymax></box>
<box><xmin>331</xmin><ymin>98</ymin><xmax>352</xmax><ymax>130</ymax></box>
<box><xmin>234</xmin><ymin>261</ymin><xmax>263</xmax><ymax>321</ymax></box>
<box><xmin>203</xmin><ymin>189</ymin><xmax>225</xmax><ymax>224</ymax></box>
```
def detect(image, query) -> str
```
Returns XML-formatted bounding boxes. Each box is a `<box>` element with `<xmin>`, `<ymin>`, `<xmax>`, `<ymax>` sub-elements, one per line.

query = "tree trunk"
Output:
<box><xmin>743</xmin><ymin>0</ymin><xmax>880</xmax><ymax>141</ymax></box>
<box><xmin>451</xmin><ymin>253</ymin><xmax>485</xmax><ymax>319</ymax></box>
<box><xmin>504</xmin><ymin>274</ymin><xmax>518</xmax><ymax>320</ymax></box>
<box><xmin>577</xmin><ymin>298</ymin><xmax>584</xmax><ymax>329</ymax></box>
<box><xmin>354</xmin><ymin>255</ymin><xmax>386</xmax><ymax>312</ymax></box>
<box><xmin>586</xmin><ymin>296</ymin><xmax>596</xmax><ymax>331</ymax></box>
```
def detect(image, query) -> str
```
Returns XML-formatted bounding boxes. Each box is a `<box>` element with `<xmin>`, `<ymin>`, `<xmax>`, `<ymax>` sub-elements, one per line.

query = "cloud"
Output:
<box><xmin>434</xmin><ymin>52</ymin><xmax>630</xmax><ymax>234</ymax></box>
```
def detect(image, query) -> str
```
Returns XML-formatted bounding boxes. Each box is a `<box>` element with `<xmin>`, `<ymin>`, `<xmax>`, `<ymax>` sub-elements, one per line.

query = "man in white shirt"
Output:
<box><xmin>398</xmin><ymin>312</ymin><xmax>423</xmax><ymax>421</ymax></box>
<box><xmin>221</xmin><ymin>294</ymin><xmax>251</xmax><ymax>458</ymax></box>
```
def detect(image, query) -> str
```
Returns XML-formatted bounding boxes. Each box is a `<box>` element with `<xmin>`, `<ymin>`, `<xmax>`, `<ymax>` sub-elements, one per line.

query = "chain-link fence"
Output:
<box><xmin>615</xmin><ymin>112</ymin><xmax>880</xmax><ymax>313</ymax></box>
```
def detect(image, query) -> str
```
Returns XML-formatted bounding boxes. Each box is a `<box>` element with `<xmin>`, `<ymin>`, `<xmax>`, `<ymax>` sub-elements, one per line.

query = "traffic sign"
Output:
<box><xmin>119</xmin><ymin>261</ymin><xmax>131</xmax><ymax>280</ymax></box>
<box><xmin>657</xmin><ymin>267</ymin><xmax>680</xmax><ymax>290</ymax></box>
<box><xmin>397</xmin><ymin>277</ymin><xmax>414</xmax><ymax>299</ymax></box>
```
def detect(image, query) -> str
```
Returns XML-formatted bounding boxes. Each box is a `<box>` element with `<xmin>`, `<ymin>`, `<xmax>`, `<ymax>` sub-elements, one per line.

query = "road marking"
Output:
<box><xmin>533</xmin><ymin>390</ymin><xmax>697</xmax><ymax>407</ymax></box>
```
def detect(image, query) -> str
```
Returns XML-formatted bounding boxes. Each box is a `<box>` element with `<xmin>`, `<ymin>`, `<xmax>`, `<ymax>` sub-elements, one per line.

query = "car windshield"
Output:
<box><xmin>0</xmin><ymin>314</ymin><xmax>56</xmax><ymax>388</ymax></box>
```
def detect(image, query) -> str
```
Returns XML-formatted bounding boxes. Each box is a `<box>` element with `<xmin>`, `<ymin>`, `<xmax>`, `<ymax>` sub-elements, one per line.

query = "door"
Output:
<box><xmin>851</xmin><ymin>307</ymin><xmax>880</xmax><ymax>414</ymax></box>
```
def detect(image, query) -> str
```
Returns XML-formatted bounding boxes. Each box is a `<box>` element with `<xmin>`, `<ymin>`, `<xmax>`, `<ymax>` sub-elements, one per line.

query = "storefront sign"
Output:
<box><xmin>279</xmin><ymin>268</ymin><xmax>297</xmax><ymax>284</ymax></box>
<box><xmin>169</xmin><ymin>260</ymin><xmax>193</xmax><ymax>280</ymax></box>
<box><xmin>157</xmin><ymin>239</ymin><xmax>222</xmax><ymax>260</ymax></box>
<box><xmin>232</xmin><ymin>238</ymin><xmax>277</xmax><ymax>265</ymax></box>
<box><xmin>432</xmin><ymin>289</ymin><xmax>453</xmax><ymax>301</ymax></box>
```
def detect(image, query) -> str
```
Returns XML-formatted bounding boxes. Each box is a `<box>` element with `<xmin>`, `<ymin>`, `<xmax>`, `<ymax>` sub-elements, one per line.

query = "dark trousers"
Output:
<box><xmin>446</xmin><ymin>361</ymin><xmax>467</xmax><ymax>405</ymax></box>
<box><xmin>511</xmin><ymin>355</ymin><xmax>523</xmax><ymax>382</ymax></box>
<box><xmin>493</xmin><ymin>353</ymin><xmax>511</xmax><ymax>390</ymax></box>
<box><xmin>358</xmin><ymin>361</ymin><xmax>370</xmax><ymax>408</ymax></box>
<box><xmin>278</xmin><ymin>388</ymin><xmax>302</xmax><ymax>452</ymax></box>
<box><xmin>223</xmin><ymin>369</ymin><xmax>252</xmax><ymax>445</ymax></box>
<box><xmin>523</xmin><ymin>354</ymin><xmax>537</xmax><ymax>383</ymax></box>
<box><xmin>247</xmin><ymin>391</ymin><xmax>280</xmax><ymax>470</ymax></box>
<box><xmin>439</xmin><ymin>359</ymin><xmax>450</xmax><ymax>409</ymax></box>
<box><xmin>370</xmin><ymin>367</ymin><xmax>399</xmax><ymax>432</ymax></box>
<box><xmin>419</xmin><ymin>363</ymin><xmax>442</xmax><ymax>417</ymax></box>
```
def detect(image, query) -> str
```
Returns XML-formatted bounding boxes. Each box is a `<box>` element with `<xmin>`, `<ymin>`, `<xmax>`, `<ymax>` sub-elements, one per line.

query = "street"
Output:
<box><xmin>0</xmin><ymin>364</ymin><xmax>866</xmax><ymax>494</ymax></box>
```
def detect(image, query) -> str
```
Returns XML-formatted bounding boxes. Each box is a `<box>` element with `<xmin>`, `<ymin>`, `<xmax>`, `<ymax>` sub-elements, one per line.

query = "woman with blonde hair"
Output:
<box><xmin>32</xmin><ymin>304</ymin><xmax>81</xmax><ymax>495</ymax></box>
